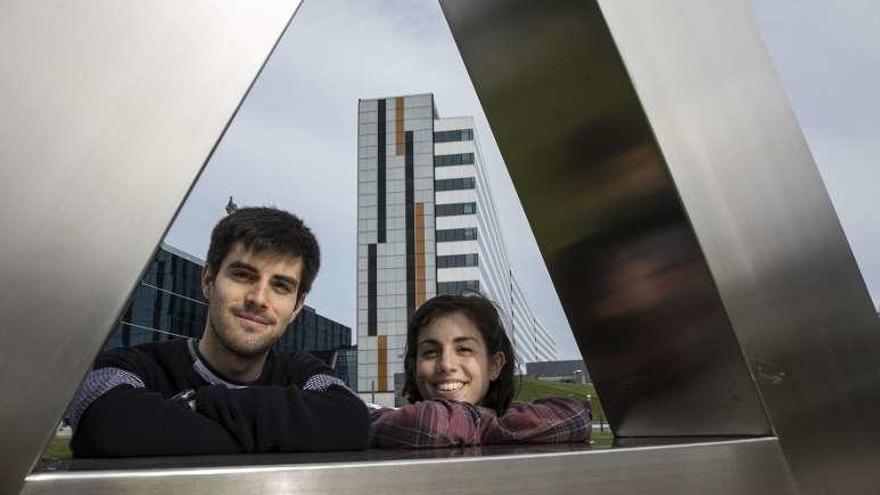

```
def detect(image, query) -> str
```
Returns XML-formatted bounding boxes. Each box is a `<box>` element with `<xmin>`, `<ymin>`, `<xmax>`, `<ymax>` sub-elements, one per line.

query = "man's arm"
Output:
<box><xmin>194</xmin><ymin>379</ymin><xmax>371</xmax><ymax>452</ymax></box>
<box><xmin>70</xmin><ymin>385</ymin><xmax>241</xmax><ymax>457</ymax></box>
<box><xmin>68</xmin><ymin>348</ymin><xmax>370</xmax><ymax>456</ymax></box>
<box><xmin>66</xmin><ymin>346</ymin><xmax>244</xmax><ymax>457</ymax></box>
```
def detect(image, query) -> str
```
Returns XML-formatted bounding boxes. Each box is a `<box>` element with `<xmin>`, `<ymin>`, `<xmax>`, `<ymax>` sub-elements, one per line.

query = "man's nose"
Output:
<box><xmin>244</xmin><ymin>280</ymin><xmax>270</xmax><ymax>309</ymax></box>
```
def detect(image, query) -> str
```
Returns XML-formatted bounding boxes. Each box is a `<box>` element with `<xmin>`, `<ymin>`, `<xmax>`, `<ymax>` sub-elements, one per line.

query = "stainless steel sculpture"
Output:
<box><xmin>4</xmin><ymin>0</ymin><xmax>875</xmax><ymax>494</ymax></box>
<box><xmin>442</xmin><ymin>0</ymin><xmax>880</xmax><ymax>494</ymax></box>
<box><xmin>0</xmin><ymin>1</ymin><xmax>302</xmax><ymax>494</ymax></box>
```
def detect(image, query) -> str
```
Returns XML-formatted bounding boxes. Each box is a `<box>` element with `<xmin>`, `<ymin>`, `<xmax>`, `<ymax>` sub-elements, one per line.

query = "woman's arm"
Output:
<box><xmin>370</xmin><ymin>397</ymin><xmax>591</xmax><ymax>448</ymax></box>
<box><xmin>370</xmin><ymin>400</ymin><xmax>482</xmax><ymax>448</ymax></box>
<box><xmin>481</xmin><ymin>398</ymin><xmax>592</xmax><ymax>445</ymax></box>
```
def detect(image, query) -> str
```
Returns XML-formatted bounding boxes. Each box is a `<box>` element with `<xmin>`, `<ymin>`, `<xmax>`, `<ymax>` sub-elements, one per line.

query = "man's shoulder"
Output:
<box><xmin>95</xmin><ymin>339</ymin><xmax>190</xmax><ymax>372</ymax></box>
<box><xmin>265</xmin><ymin>351</ymin><xmax>335</xmax><ymax>386</ymax></box>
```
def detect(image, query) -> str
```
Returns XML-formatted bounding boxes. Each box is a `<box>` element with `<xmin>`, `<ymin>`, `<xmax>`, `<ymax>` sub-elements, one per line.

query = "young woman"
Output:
<box><xmin>370</xmin><ymin>293</ymin><xmax>592</xmax><ymax>448</ymax></box>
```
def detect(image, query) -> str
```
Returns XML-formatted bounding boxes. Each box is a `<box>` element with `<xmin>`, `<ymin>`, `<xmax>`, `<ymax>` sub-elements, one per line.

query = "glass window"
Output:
<box><xmin>433</xmin><ymin>153</ymin><xmax>475</xmax><ymax>167</ymax></box>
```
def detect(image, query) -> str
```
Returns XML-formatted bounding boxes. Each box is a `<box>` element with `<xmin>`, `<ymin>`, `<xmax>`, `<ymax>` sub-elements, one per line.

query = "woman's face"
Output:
<box><xmin>414</xmin><ymin>312</ymin><xmax>505</xmax><ymax>405</ymax></box>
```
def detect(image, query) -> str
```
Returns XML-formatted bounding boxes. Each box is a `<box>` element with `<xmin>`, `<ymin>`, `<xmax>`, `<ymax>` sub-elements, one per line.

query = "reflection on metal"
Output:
<box><xmin>443</xmin><ymin>0</ymin><xmax>880</xmax><ymax>493</ymax></box>
<box><xmin>0</xmin><ymin>1</ymin><xmax>301</xmax><ymax>494</ymax></box>
<box><xmin>24</xmin><ymin>438</ymin><xmax>795</xmax><ymax>495</ymax></box>
<box><xmin>441</xmin><ymin>0</ymin><xmax>770</xmax><ymax>437</ymax></box>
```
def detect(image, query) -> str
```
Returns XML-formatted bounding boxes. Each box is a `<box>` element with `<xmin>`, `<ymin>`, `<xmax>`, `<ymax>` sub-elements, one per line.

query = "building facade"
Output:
<box><xmin>107</xmin><ymin>243</ymin><xmax>354</xmax><ymax>385</ymax></box>
<box><xmin>108</xmin><ymin>243</ymin><xmax>208</xmax><ymax>349</ymax></box>
<box><xmin>356</xmin><ymin>94</ymin><xmax>556</xmax><ymax>405</ymax></box>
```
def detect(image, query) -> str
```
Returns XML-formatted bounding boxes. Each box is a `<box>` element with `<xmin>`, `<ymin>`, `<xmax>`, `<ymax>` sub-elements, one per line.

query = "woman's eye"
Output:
<box><xmin>420</xmin><ymin>350</ymin><xmax>438</xmax><ymax>358</ymax></box>
<box><xmin>457</xmin><ymin>347</ymin><xmax>473</xmax><ymax>354</ymax></box>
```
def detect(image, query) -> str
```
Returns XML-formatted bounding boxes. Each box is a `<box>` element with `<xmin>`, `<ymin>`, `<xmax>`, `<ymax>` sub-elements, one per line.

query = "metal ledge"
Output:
<box><xmin>24</xmin><ymin>438</ymin><xmax>796</xmax><ymax>495</ymax></box>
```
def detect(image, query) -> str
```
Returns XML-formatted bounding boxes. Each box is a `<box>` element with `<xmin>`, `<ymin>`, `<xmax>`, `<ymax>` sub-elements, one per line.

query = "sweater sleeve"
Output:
<box><xmin>193</xmin><ymin>354</ymin><xmax>370</xmax><ymax>452</ymax></box>
<box><xmin>194</xmin><ymin>382</ymin><xmax>371</xmax><ymax>452</ymax></box>
<box><xmin>370</xmin><ymin>398</ymin><xmax>592</xmax><ymax>449</ymax></box>
<box><xmin>68</xmin><ymin>347</ymin><xmax>241</xmax><ymax>457</ymax></box>
<box><xmin>370</xmin><ymin>400</ymin><xmax>482</xmax><ymax>448</ymax></box>
<box><xmin>71</xmin><ymin>386</ymin><xmax>241</xmax><ymax>457</ymax></box>
<box><xmin>480</xmin><ymin>398</ymin><xmax>592</xmax><ymax>445</ymax></box>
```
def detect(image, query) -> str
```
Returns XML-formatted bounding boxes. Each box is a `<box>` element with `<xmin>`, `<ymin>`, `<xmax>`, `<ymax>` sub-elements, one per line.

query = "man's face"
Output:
<box><xmin>202</xmin><ymin>243</ymin><xmax>305</xmax><ymax>359</ymax></box>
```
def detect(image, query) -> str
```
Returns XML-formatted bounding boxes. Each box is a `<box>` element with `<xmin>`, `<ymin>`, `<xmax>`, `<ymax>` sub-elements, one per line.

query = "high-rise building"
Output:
<box><xmin>356</xmin><ymin>94</ymin><xmax>556</xmax><ymax>405</ymax></box>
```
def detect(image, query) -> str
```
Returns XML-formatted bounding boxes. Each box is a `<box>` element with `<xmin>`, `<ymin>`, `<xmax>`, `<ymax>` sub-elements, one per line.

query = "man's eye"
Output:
<box><xmin>273</xmin><ymin>283</ymin><xmax>293</xmax><ymax>294</ymax></box>
<box><xmin>457</xmin><ymin>347</ymin><xmax>473</xmax><ymax>354</ymax></box>
<box><xmin>230</xmin><ymin>270</ymin><xmax>253</xmax><ymax>281</ymax></box>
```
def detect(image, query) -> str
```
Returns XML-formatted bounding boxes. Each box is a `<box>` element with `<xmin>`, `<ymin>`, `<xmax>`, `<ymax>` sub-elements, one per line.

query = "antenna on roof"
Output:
<box><xmin>225</xmin><ymin>196</ymin><xmax>238</xmax><ymax>214</ymax></box>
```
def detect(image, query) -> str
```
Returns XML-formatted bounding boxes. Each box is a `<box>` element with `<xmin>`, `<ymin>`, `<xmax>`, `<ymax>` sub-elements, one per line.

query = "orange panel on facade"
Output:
<box><xmin>377</xmin><ymin>335</ymin><xmax>388</xmax><ymax>391</ymax></box>
<box><xmin>414</xmin><ymin>202</ymin><xmax>426</xmax><ymax>307</ymax></box>
<box><xmin>395</xmin><ymin>96</ymin><xmax>405</xmax><ymax>156</ymax></box>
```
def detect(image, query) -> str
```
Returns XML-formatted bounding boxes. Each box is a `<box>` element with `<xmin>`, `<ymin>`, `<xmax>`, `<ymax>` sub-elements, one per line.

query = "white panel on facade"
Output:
<box><xmin>435</xmin><ymin>190</ymin><xmax>477</xmax><ymax>204</ymax></box>
<box><xmin>436</xmin><ymin>240</ymin><xmax>480</xmax><ymax>255</ymax></box>
<box><xmin>434</xmin><ymin>141</ymin><xmax>475</xmax><ymax>154</ymax></box>
<box><xmin>405</xmin><ymin>118</ymin><xmax>433</xmax><ymax>131</ymax></box>
<box><xmin>405</xmin><ymin>94</ymin><xmax>433</xmax><ymax>107</ymax></box>
<box><xmin>438</xmin><ymin>266</ymin><xmax>480</xmax><ymax>282</ymax></box>
<box><xmin>413</xmin><ymin>141</ymin><xmax>433</xmax><ymax>154</ymax></box>
<box><xmin>412</xmin><ymin>128</ymin><xmax>432</xmax><ymax>142</ymax></box>
<box><xmin>387</xmin><ymin>178</ymin><xmax>404</xmax><ymax>194</ymax></box>
<box><xmin>359</xmin><ymin>99</ymin><xmax>378</xmax><ymax>111</ymax></box>
<box><xmin>405</xmin><ymin>106</ymin><xmax>433</xmax><ymax>119</ymax></box>
<box><xmin>434</xmin><ymin>116</ymin><xmax>473</xmax><ymax>131</ymax></box>
<box><xmin>357</xmin><ymin>146</ymin><xmax>378</xmax><ymax>158</ymax></box>
<box><xmin>434</xmin><ymin>165</ymin><xmax>476</xmax><ymax>180</ymax></box>
<box><xmin>388</xmin><ymin>166</ymin><xmax>405</xmax><ymax>180</ymax></box>
<box><xmin>436</xmin><ymin>215</ymin><xmax>478</xmax><ymax>230</ymax></box>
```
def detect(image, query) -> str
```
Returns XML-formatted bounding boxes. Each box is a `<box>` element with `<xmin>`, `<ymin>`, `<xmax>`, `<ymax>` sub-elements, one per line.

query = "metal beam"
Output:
<box><xmin>442</xmin><ymin>0</ymin><xmax>880</xmax><ymax>493</ymax></box>
<box><xmin>24</xmin><ymin>439</ymin><xmax>796</xmax><ymax>495</ymax></box>
<box><xmin>440</xmin><ymin>0</ymin><xmax>770</xmax><ymax>437</ymax></box>
<box><xmin>0</xmin><ymin>2</ymin><xmax>301</xmax><ymax>493</ymax></box>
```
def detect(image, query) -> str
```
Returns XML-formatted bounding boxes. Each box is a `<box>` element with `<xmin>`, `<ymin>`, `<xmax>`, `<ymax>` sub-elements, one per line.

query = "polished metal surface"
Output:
<box><xmin>0</xmin><ymin>2</ymin><xmax>301</xmax><ymax>494</ymax></box>
<box><xmin>23</xmin><ymin>438</ymin><xmax>796</xmax><ymax>495</ymax></box>
<box><xmin>596</xmin><ymin>1</ymin><xmax>880</xmax><ymax>493</ymax></box>
<box><xmin>441</xmin><ymin>0</ymin><xmax>771</xmax><ymax>437</ymax></box>
<box><xmin>444</xmin><ymin>0</ymin><xmax>880</xmax><ymax>493</ymax></box>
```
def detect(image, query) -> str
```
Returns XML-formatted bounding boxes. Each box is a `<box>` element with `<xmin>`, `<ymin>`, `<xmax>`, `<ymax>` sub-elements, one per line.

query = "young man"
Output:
<box><xmin>65</xmin><ymin>207</ymin><xmax>370</xmax><ymax>456</ymax></box>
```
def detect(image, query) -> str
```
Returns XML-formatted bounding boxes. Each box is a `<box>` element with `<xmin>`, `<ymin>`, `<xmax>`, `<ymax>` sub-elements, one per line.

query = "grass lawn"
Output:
<box><xmin>513</xmin><ymin>377</ymin><xmax>614</xmax><ymax>447</ymax></box>
<box><xmin>514</xmin><ymin>377</ymin><xmax>608</xmax><ymax>423</ymax></box>
<box><xmin>42</xmin><ymin>436</ymin><xmax>72</xmax><ymax>461</ymax></box>
<box><xmin>591</xmin><ymin>430</ymin><xmax>614</xmax><ymax>448</ymax></box>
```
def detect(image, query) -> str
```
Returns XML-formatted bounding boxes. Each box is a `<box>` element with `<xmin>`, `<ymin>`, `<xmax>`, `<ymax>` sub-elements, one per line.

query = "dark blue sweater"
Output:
<box><xmin>68</xmin><ymin>339</ymin><xmax>370</xmax><ymax>457</ymax></box>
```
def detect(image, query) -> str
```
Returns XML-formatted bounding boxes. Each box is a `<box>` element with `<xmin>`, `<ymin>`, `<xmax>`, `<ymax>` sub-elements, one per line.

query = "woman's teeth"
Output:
<box><xmin>437</xmin><ymin>381</ymin><xmax>464</xmax><ymax>391</ymax></box>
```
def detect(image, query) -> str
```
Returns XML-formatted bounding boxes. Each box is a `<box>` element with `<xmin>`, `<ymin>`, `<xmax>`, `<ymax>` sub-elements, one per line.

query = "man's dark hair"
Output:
<box><xmin>205</xmin><ymin>207</ymin><xmax>321</xmax><ymax>297</ymax></box>
<box><xmin>402</xmin><ymin>292</ymin><xmax>518</xmax><ymax>414</ymax></box>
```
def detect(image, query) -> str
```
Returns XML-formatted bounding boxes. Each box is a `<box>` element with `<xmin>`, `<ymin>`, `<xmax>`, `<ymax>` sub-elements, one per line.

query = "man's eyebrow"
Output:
<box><xmin>226</xmin><ymin>260</ymin><xmax>256</xmax><ymax>272</ymax></box>
<box><xmin>272</xmin><ymin>274</ymin><xmax>299</xmax><ymax>287</ymax></box>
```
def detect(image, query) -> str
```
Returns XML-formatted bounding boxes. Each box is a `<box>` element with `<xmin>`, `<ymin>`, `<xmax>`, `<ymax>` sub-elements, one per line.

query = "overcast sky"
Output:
<box><xmin>165</xmin><ymin>0</ymin><xmax>879</xmax><ymax>362</ymax></box>
<box><xmin>746</xmin><ymin>0</ymin><xmax>880</xmax><ymax>310</ymax></box>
